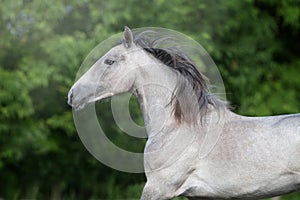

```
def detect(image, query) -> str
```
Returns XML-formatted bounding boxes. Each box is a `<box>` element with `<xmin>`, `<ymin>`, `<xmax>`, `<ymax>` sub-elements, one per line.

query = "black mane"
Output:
<box><xmin>129</xmin><ymin>31</ymin><xmax>227</xmax><ymax>123</ymax></box>
<box><xmin>143</xmin><ymin>47</ymin><xmax>217</xmax><ymax>123</ymax></box>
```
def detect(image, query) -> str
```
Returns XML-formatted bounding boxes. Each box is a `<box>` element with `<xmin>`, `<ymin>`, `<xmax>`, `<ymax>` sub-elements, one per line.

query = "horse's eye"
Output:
<box><xmin>104</xmin><ymin>59</ymin><xmax>115</xmax><ymax>65</ymax></box>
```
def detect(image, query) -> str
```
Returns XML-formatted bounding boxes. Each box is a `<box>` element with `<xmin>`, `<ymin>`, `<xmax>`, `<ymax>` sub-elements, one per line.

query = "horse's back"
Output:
<box><xmin>272</xmin><ymin>113</ymin><xmax>300</xmax><ymax>130</ymax></box>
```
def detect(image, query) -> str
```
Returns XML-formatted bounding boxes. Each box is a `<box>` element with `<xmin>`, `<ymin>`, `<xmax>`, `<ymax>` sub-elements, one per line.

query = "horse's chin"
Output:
<box><xmin>72</xmin><ymin>102</ymin><xmax>90</xmax><ymax>111</ymax></box>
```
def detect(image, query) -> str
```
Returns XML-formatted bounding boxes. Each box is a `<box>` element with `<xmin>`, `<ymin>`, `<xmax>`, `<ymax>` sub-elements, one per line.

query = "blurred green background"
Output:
<box><xmin>0</xmin><ymin>0</ymin><xmax>299</xmax><ymax>199</ymax></box>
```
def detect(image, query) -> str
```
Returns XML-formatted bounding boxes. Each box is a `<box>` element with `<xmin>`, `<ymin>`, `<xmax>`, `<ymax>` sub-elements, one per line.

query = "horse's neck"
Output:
<box><xmin>132</xmin><ymin>63</ymin><xmax>178</xmax><ymax>136</ymax></box>
<box><xmin>133</xmin><ymin>73</ymin><xmax>195</xmax><ymax>170</ymax></box>
<box><xmin>132</xmin><ymin>63</ymin><xmax>232</xmax><ymax>171</ymax></box>
<box><xmin>137</xmin><ymin>82</ymin><xmax>229</xmax><ymax>171</ymax></box>
<box><xmin>134</xmin><ymin>86</ymin><xmax>173</xmax><ymax>138</ymax></box>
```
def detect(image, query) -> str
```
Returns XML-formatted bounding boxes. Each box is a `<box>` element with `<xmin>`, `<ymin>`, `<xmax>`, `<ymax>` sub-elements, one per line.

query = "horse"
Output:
<box><xmin>68</xmin><ymin>27</ymin><xmax>300</xmax><ymax>200</ymax></box>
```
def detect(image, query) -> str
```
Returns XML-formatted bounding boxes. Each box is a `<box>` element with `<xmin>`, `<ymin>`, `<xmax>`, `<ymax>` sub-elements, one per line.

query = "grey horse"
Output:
<box><xmin>68</xmin><ymin>27</ymin><xmax>300</xmax><ymax>200</ymax></box>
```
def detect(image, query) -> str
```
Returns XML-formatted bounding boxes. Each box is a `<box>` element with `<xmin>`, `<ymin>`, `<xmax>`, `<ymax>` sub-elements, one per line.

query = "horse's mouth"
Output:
<box><xmin>68</xmin><ymin>96</ymin><xmax>90</xmax><ymax>111</ymax></box>
<box><xmin>69</xmin><ymin>92</ymin><xmax>115</xmax><ymax>111</ymax></box>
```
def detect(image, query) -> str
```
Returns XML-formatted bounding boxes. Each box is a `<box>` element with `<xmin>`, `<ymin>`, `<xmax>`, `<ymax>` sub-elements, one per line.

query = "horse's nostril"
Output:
<box><xmin>68</xmin><ymin>89</ymin><xmax>74</xmax><ymax>105</ymax></box>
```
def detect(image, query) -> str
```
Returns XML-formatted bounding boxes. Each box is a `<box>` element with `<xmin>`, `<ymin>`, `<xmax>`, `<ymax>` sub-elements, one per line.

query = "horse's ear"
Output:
<box><xmin>123</xmin><ymin>26</ymin><xmax>133</xmax><ymax>48</ymax></box>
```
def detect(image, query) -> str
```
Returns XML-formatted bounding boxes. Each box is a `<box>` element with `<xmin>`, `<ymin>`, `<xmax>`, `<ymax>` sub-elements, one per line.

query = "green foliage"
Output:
<box><xmin>0</xmin><ymin>0</ymin><xmax>299</xmax><ymax>199</ymax></box>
